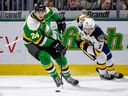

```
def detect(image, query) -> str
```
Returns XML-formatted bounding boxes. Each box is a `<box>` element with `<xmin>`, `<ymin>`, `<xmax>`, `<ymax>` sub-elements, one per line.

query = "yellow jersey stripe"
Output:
<box><xmin>22</xmin><ymin>33</ymin><xmax>32</xmax><ymax>42</ymax></box>
<box><xmin>34</xmin><ymin>36</ymin><xmax>43</xmax><ymax>44</ymax></box>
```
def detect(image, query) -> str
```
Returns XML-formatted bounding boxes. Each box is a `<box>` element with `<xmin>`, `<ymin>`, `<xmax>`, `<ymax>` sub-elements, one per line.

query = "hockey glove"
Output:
<box><xmin>53</xmin><ymin>40</ymin><xmax>66</xmax><ymax>55</ymax></box>
<box><xmin>56</xmin><ymin>17</ymin><xmax>66</xmax><ymax>34</ymax></box>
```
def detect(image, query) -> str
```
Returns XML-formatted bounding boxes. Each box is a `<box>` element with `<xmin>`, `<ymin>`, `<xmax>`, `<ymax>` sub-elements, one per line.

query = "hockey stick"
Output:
<box><xmin>82</xmin><ymin>50</ymin><xmax>96</xmax><ymax>61</ymax></box>
<box><xmin>60</xmin><ymin>50</ymin><xmax>63</xmax><ymax>89</ymax></box>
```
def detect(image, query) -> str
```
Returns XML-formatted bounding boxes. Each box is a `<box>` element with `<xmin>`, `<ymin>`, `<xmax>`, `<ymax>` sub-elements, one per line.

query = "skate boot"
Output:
<box><xmin>100</xmin><ymin>74</ymin><xmax>115</xmax><ymax>80</ymax></box>
<box><xmin>53</xmin><ymin>76</ymin><xmax>63</xmax><ymax>87</ymax></box>
<box><xmin>113</xmin><ymin>72</ymin><xmax>124</xmax><ymax>79</ymax></box>
<box><xmin>110</xmin><ymin>71</ymin><xmax>124</xmax><ymax>79</ymax></box>
<box><xmin>107</xmin><ymin>70</ymin><xmax>124</xmax><ymax>79</ymax></box>
<box><xmin>96</xmin><ymin>68</ymin><xmax>114</xmax><ymax>80</ymax></box>
<box><xmin>63</xmin><ymin>75</ymin><xmax>79</xmax><ymax>86</ymax></box>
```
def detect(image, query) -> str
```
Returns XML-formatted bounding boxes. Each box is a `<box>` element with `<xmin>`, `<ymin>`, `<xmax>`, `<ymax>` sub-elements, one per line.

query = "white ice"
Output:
<box><xmin>0</xmin><ymin>76</ymin><xmax>128</xmax><ymax>96</ymax></box>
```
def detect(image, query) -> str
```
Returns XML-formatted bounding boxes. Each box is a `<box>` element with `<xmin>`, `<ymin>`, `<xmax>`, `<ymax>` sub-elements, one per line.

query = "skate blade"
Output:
<box><xmin>72</xmin><ymin>84</ymin><xmax>80</xmax><ymax>87</ymax></box>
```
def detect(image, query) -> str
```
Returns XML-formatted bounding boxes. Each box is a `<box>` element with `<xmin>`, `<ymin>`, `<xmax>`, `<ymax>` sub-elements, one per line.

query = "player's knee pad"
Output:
<box><xmin>96</xmin><ymin>52</ymin><xmax>107</xmax><ymax>64</ymax></box>
<box><xmin>27</xmin><ymin>43</ymin><xmax>41</xmax><ymax>60</ymax></box>
<box><xmin>38</xmin><ymin>50</ymin><xmax>51</xmax><ymax>66</ymax></box>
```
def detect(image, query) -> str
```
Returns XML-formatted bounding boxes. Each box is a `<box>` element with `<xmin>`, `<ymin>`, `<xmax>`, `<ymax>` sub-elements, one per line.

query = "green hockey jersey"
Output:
<box><xmin>22</xmin><ymin>7</ymin><xmax>61</xmax><ymax>47</ymax></box>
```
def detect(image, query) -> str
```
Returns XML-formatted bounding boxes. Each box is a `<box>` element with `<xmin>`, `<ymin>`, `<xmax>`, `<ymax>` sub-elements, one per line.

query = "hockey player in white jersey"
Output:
<box><xmin>75</xmin><ymin>17</ymin><xmax>123</xmax><ymax>80</ymax></box>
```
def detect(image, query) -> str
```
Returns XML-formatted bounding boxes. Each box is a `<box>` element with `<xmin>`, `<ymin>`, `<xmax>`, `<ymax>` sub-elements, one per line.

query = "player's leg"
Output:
<box><xmin>55</xmin><ymin>55</ymin><xmax>79</xmax><ymax>86</ymax></box>
<box><xmin>37</xmin><ymin>50</ymin><xmax>63</xmax><ymax>87</ymax></box>
<box><xmin>75</xmin><ymin>39</ymin><xmax>114</xmax><ymax>79</ymax></box>
<box><xmin>48</xmin><ymin>40</ymin><xmax>79</xmax><ymax>86</ymax></box>
<box><xmin>95</xmin><ymin>51</ymin><xmax>114</xmax><ymax>80</ymax></box>
<box><xmin>27</xmin><ymin>43</ymin><xmax>63</xmax><ymax>87</ymax></box>
<box><xmin>102</xmin><ymin>43</ymin><xmax>123</xmax><ymax>79</ymax></box>
<box><xmin>106</xmin><ymin>58</ymin><xmax>123</xmax><ymax>79</ymax></box>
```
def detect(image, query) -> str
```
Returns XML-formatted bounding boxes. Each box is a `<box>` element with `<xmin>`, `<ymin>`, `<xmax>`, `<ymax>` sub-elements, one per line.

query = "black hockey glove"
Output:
<box><xmin>53</xmin><ymin>40</ymin><xmax>66</xmax><ymax>55</ymax></box>
<box><xmin>56</xmin><ymin>17</ymin><xmax>66</xmax><ymax>34</ymax></box>
<box><xmin>74</xmin><ymin>39</ymin><xmax>92</xmax><ymax>50</ymax></box>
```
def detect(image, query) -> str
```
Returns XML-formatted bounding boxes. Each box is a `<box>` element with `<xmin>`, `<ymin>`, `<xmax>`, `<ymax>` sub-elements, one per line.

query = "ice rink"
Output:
<box><xmin>0</xmin><ymin>76</ymin><xmax>128</xmax><ymax>96</ymax></box>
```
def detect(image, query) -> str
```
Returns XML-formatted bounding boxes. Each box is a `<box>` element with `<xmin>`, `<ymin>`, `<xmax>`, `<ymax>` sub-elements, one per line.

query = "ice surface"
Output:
<box><xmin>0</xmin><ymin>76</ymin><xmax>128</xmax><ymax>96</ymax></box>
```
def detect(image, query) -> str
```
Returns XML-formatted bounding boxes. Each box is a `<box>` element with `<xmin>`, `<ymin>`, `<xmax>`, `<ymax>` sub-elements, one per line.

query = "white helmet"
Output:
<box><xmin>83</xmin><ymin>18</ymin><xmax>95</xmax><ymax>29</ymax></box>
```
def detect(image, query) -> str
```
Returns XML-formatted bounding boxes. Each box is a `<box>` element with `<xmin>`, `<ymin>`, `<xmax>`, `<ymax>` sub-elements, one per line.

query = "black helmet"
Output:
<box><xmin>34</xmin><ymin>2</ymin><xmax>46</xmax><ymax>12</ymax></box>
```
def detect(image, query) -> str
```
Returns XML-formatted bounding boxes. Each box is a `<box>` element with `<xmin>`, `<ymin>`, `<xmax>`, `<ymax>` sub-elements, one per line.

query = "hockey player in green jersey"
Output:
<box><xmin>22</xmin><ymin>2</ymin><xmax>79</xmax><ymax>87</ymax></box>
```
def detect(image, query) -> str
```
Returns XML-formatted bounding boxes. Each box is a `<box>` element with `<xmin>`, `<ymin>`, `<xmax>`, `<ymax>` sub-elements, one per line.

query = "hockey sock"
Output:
<box><xmin>106</xmin><ymin>64</ymin><xmax>116</xmax><ymax>74</ymax></box>
<box><xmin>55</xmin><ymin>56</ymin><xmax>71</xmax><ymax>78</ymax></box>
<box><xmin>106</xmin><ymin>58</ymin><xmax>116</xmax><ymax>74</ymax></box>
<box><xmin>61</xmin><ymin>65</ymin><xmax>71</xmax><ymax>78</ymax></box>
<box><xmin>44</xmin><ymin>63</ymin><xmax>59</xmax><ymax>78</ymax></box>
<box><xmin>38</xmin><ymin>50</ymin><xmax>58</xmax><ymax>78</ymax></box>
<box><xmin>96</xmin><ymin>62</ymin><xmax>107</xmax><ymax>75</ymax></box>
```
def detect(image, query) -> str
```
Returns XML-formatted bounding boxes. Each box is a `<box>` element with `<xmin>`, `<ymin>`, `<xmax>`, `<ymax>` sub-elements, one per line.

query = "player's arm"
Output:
<box><xmin>74</xmin><ymin>34</ymin><xmax>91</xmax><ymax>50</ymax></box>
<box><xmin>94</xmin><ymin>26</ymin><xmax>108</xmax><ymax>42</ymax></box>
<box><xmin>49</xmin><ymin>8</ymin><xmax>66</xmax><ymax>34</ymax></box>
<box><xmin>92</xmin><ymin>26</ymin><xmax>108</xmax><ymax>51</ymax></box>
<box><xmin>48</xmin><ymin>7</ymin><xmax>60</xmax><ymax>21</ymax></box>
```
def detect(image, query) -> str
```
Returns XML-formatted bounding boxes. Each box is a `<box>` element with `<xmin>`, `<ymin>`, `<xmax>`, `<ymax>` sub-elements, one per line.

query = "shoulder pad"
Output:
<box><xmin>27</xmin><ymin>15</ymin><xmax>40</xmax><ymax>31</ymax></box>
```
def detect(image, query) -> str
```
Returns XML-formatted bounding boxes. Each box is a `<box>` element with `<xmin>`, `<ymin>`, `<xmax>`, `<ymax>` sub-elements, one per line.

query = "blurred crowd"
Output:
<box><xmin>0</xmin><ymin>0</ymin><xmax>128</xmax><ymax>11</ymax></box>
<box><xmin>64</xmin><ymin>0</ymin><xmax>128</xmax><ymax>10</ymax></box>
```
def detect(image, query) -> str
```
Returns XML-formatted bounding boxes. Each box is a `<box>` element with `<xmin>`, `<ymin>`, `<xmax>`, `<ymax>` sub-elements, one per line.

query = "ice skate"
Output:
<box><xmin>113</xmin><ymin>72</ymin><xmax>124</xmax><ymax>79</ymax></box>
<box><xmin>100</xmin><ymin>74</ymin><xmax>115</xmax><ymax>80</ymax></box>
<box><xmin>96</xmin><ymin>68</ymin><xmax>114</xmax><ymax>80</ymax></box>
<box><xmin>107</xmin><ymin>70</ymin><xmax>124</xmax><ymax>79</ymax></box>
<box><xmin>62</xmin><ymin>75</ymin><xmax>79</xmax><ymax>86</ymax></box>
<box><xmin>53</xmin><ymin>76</ymin><xmax>63</xmax><ymax>87</ymax></box>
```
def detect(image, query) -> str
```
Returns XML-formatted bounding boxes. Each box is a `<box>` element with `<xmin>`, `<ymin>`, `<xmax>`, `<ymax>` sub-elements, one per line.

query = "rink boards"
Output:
<box><xmin>0</xmin><ymin>21</ymin><xmax>128</xmax><ymax>75</ymax></box>
<box><xmin>0</xmin><ymin>64</ymin><xmax>128</xmax><ymax>76</ymax></box>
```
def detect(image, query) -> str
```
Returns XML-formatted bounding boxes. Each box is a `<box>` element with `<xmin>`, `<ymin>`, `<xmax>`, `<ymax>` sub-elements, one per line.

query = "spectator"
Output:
<box><xmin>4</xmin><ymin>0</ymin><xmax>12</xmax><ymax>11</ymax></box>
<box><xmin>49</xmin><ymin>1</ymin><xmax>58</xmax><ymax>12</ymax></box>
<box><xmin>65</xmin><ymin>0</ymin><xmax>83</xmax><ymax>10</ymax></box>
<box><xmin>119</xmin><ymin>0</ymin><xmax>127</xmax><ymax>10</ymax></box>
<box><xmin>44</xmin><ymin>0</ymin><xmax>58</xmax><ymax>12</ymax></box>
<box><xmin>85</xmin><ymin>0</ymin><xmax>101</xmax><ymax>10</ymax></box>
<box><xmin>44</xmin><ymin>0</ymin><xmax>50</xmax><ymax>6</ymax></box>
<box><xmin>99</xmin><ymin>0</ymin><xmax>115</xmax><ymax>10</ymax></box>
<box><xmin>79</xmin><ymin>0</ymin><xmax>86</xmax><ymax>9</ymax></box>
<box><xmin>113</xmin><ymin>0</ymin><xmax>127</xmax><ymax>10</ymax></box>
